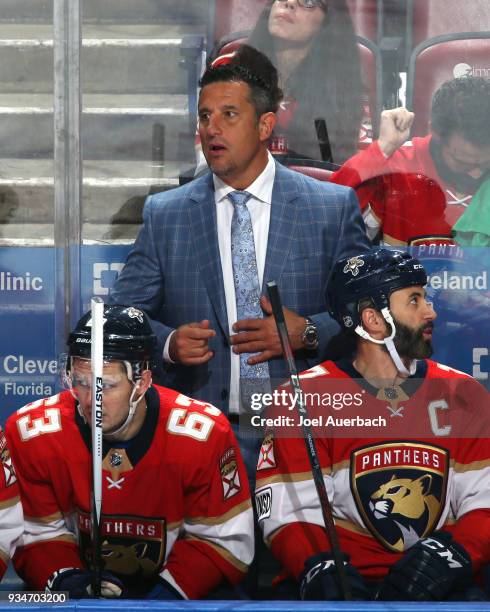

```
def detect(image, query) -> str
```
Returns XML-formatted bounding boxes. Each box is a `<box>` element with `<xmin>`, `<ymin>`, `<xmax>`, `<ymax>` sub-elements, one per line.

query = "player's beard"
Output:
<box><xmin>392</xmin><ymin>318</ymin><xmax>434</xmax><ymax>360</ymax></box>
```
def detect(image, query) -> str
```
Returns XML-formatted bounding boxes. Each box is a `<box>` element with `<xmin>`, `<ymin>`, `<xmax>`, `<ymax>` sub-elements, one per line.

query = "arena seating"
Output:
<box><xmin>212</xmin><ymin>0</ymin><xmax>267</xmax><ymax>45</ymax></box>
<box><xmin>406</xmin><ymin>33</ymin><xmax>490</xmax><ymax>136</ymax></box>
<box><xmin>407</xmin><ymin>0</ymin><xmax>490</xmax><ymax>49</ymax></box>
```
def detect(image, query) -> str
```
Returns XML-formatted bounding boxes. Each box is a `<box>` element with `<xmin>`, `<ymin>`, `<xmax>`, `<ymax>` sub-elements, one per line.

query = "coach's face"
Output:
<box><xmin>198</xmin><ymin>80</ymin><xmax>275</xmax><ymax>189</ymax></box>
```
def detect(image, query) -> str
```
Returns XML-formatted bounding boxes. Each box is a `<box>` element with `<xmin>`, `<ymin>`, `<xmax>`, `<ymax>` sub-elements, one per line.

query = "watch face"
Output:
<box><xmin>305</xmin><ymin>329</ymin><xmax>317</xmax><ymax>342</ymax></box>
<box><xmin>302</xmin><ymin>322</ymin><xmax>318</xmax><ymax>348</ymax></box>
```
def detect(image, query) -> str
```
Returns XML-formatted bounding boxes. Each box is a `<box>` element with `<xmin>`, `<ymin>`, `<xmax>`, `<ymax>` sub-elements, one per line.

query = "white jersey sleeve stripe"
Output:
<box><xmin>0</xmin><ymin>500</ymin><xmax>23</xmax><ymax>559</ymax></box>
<box><xmin>184</xmin><ymin>507</ymin><xmax>254</xmax><ymax>568</ymax></box>
<box><xmin>20</xmin><ymin>517</ymin><xmax>76</xmax><ymax>548</ymax></box>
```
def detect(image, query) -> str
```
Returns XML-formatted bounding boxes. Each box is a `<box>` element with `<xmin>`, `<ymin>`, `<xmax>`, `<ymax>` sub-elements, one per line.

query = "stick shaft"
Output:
<box><xmin>90</xmin><ymin>297</ymin><xmax>104</xmax><ymax>597</ymax></box>
<box><xmin>266</xmin><ymin>281</ymin><xmax>351</xmax><ymax>600</ymax></box>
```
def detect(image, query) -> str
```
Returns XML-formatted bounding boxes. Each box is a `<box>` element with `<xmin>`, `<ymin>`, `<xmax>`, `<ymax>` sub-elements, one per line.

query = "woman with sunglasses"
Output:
<box><xmin>247</xmin><ymin>0</ymin><xmax>363</xmax><ymax>163</ymax></box>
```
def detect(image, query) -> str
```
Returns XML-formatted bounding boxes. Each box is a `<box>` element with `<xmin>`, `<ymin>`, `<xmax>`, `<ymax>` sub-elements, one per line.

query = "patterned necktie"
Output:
<box><xmin>229</xmin><ymin>190</ymin><xmax>270</xmax><ymax>409</ymax></box>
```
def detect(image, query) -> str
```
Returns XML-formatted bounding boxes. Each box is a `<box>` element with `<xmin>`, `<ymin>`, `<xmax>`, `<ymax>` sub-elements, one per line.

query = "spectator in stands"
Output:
<box><xmin>6</xmin><ymin>305</ymin><xmax>253</xmax><ymax>599</ymax></box>
<box><xmin>330</xmin><ymin>76</ymin><xmax>490</xmax><ymax>246</ymax></box>
<box><xmin>246</xmin><ymin>0</ymin><xmax>363</xmax><ymax>163</ymax></box>
<box><xmin>0</xmin><ymin>426</ymin><xmax>22</xmax><ymax>582</ymax></box>
<box><xmin>194</xmin><ymin>0</ymin><xmax>363</xmax><ymax>171</ymax></box>
<box><xmin>109</xmin><ymin>45</ymin><xmax>369</xmax><ymax>483</ymax></box>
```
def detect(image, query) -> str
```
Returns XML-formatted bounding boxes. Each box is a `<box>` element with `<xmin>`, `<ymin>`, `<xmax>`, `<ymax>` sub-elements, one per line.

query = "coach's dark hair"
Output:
<box><xmin>431</xmin><ymin>76</ymin><xmax>490</xmax><ymax>146</ymax></box>
<box><xmin>199</xmin><ymin>44</ymin><xmax>283</xmax><ymax>118</ymax></box>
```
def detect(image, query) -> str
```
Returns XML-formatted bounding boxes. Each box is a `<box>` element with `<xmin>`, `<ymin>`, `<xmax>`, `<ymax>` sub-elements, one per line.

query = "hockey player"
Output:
<box><xmin>255</xmin><ymin>249</ymin><xmax>490</xmax><ymax>600</ymax></box>
<box><xmin>6</xmin><ymin>305</ymin><xmax>253</xmax><ymax>599</ymax></box>
<box><xmin>330</xmin><ymin>76</ymin><xmax>490</xmax><ymax>246</ymax></box>
<box><xmin>0</xmin><ymin>426</ymin><xmax>22</xmax><ymax>581</ymax></box>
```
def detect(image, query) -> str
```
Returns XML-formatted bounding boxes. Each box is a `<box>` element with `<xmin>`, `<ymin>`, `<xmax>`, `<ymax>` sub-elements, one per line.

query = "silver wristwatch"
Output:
<box><xmin>301</xmin><ymin>317</ymin><xmax>319</xmax><ymax>350</ymax></box>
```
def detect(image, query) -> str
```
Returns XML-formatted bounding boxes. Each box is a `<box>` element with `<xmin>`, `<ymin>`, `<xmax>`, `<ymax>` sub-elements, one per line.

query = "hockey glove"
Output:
<box><xmin>377</xmin><ymin>531</ymin><xmax>472</xmax><ymax>601</ymax></box>
<box><xmin>46</xmin><ymin>568</ymin><xmax>125</xmax><ymax>599</ymax></box>
<box><xmin>300</xmin><ymin>552</ymin><xmax>370</xmax><ymax>600</ymax></box>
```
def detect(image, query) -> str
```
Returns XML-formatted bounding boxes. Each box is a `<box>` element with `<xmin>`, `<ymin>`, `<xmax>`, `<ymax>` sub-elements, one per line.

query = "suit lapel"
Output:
<box><xmin>189</xmin><ymin>174</ymin><xmax>229</xmax><ymax>336</ymax></box>
<box><xmin>262</xmin><ymin>163</ymin><xmax>299</xmax><ymax>291</ymax></box>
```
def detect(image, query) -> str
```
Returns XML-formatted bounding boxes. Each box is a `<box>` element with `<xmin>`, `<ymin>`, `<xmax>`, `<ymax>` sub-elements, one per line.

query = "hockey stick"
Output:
<box><xmin>266</xmin><ymin>281</ymin><xmax>351</xmax><ymax>601</ymax></box>
<box><xmin>90</xmin><ymin>297</ymin><xmax>104</xmax><ymax>597</ymax></box>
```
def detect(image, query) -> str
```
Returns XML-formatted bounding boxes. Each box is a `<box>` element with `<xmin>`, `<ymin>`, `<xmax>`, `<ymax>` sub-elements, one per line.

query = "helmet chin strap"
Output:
<box><xmin>103</xmin><ymin>382</ymin><xmax>145</xmax><ymax>439</ymax></box>
<box><xmin>355</xmin><ymin>307</ymin><xmax>416</xmax><ymax>377</ymax></box>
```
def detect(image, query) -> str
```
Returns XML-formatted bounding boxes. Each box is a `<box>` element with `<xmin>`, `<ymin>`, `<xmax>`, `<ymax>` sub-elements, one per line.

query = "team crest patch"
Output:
<box><xmin>219</xmin><ymin>447</ymin><xmax>242</xmax><ymax>500</ymax></box>
<box><xmin>350</xmin><ymin>442</ymin><xmax>448</xmax><ymax>552</ymax></box>
<box><xmin>78</xmin><ymin>510</ymin><xmax>166</xmax><ymax>583</ymax></box>
<box><xmin>0</xmin><ymin>430</ymin><xmax>16</xmax><ymax>487</ymax></box>
<box><xmin>257</xmin><ymin>434</ymin><xmax>276</xmax><ymax>471</ymax></box>
<box><xmin>343</xmin><ymin>256</ymin><xmax>365</xmax><ymax>277</ymax></box>
<box><xmin>126</xmin><ymin>307</ymin><xmax>144</xmax><ymax>323</ymax></box>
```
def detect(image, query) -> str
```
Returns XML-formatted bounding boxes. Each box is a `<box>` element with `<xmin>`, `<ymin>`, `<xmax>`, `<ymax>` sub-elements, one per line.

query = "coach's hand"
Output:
<box><xmin>377</xmin><ymin>531</ymin><xmax>472</xmax><ymax>601</ymax></box>
<box><xmin>169</xmin><ymin>320</ymin><xmax>216</xmax><ymax>365</ymax></box>
<box><xmin>231</xmin><ymin>296</ymin><xmax>307</xmax><ymax>364</ymax></box>
<box><xmin>46</xmin><ymin>568</ymin><xmax>125</xmax><ymax>599</ymax></box>
<box><xmin>300</xmin><ymin>552</ymin><xmax>370</xmax><ymax>601</ymax></box>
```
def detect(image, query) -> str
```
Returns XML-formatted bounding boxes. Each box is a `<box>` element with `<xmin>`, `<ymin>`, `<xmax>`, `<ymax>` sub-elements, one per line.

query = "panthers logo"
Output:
<box><xmin>101</xmin><ymin>541</ymin><xmax>156</xmax><ymax>577</ymax></box>
<box><xmin>77</xmin><ymin>510</ymin><xmax>166</xmax><ymax>586</ymax></box>
<box><xmin>351</xmin><ymin>442</ymin><xmax>448</xmax><ymax>552</ymax></box>
<box><xmin>369</xmin><ymin>474</ymin><xmax>440</xmax><ymax>551</ymax></box>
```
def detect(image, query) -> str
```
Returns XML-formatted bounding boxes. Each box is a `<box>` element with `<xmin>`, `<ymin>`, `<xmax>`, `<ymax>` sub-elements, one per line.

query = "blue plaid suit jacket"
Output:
<box><xmin>110</xmin><ymin>161</ymin><xmax>370</xmax><ymax>413</ymax></box>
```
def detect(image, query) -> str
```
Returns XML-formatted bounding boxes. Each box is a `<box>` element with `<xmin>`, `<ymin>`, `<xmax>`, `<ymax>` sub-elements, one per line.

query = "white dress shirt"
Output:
<box><xmin>164</xmin><ymin>152</ymin><xmax>276</xmax><ymax>414</ymax></box>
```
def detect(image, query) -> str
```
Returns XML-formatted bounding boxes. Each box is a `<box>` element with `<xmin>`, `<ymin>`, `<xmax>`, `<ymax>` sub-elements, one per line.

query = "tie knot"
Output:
<box><xmin>228</xmin><ymin>190</ymin><xmax>251</xmax><ymax>208</ymax></box>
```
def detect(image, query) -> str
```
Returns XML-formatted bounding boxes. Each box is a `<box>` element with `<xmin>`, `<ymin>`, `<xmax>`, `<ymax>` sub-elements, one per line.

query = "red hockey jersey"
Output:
<box><xmin>330</xmin><ymin>136</ymin><xmax>478</xmax><ymax>246</ymax></box>
<box><xmin>6</xmin><ymin>386</ymin><xmax>253</xmax><ymax>597</ymax></box>
<box><xmin>0</xmin><ymin>426</ymin><xmax>22</xmax><ymax>579</ymax></box>
<box><xmin>255</xmin><ymin>359</ymin><xmax>490</xmax><ymax>583</ymax></box>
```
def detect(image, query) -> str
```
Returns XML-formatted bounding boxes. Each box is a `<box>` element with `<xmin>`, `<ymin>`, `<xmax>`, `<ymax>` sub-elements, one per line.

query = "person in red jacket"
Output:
<box><xmin>255</xmin><ymin>249</ymin><xmax>490</xmax><ymax>601</ymax></box>
<box><xmin>330</xmin><ymin>76</ymin><xmax>490</xmax><ymax>246</ymax></box>
<box><xmin>6</xmin><ymin>305</ymin><xmax>253</xmax><ymax>599</ymax></box>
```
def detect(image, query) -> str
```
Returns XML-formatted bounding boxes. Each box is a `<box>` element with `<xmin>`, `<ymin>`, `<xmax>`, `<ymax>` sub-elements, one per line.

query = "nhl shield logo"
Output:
<box><xmin>351</xmin><ymin>442</ymin><xmax>448</xmax><ymax>552</ymax></box>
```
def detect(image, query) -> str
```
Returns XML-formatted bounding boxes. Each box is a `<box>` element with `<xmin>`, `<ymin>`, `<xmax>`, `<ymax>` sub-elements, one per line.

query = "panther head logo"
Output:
<box><xmin>101</xmin><ymin>541</ymin><xmax>156</xmax><ymax>577</ymax></box>
<box><xmin>369</xmin><ymin>474</ymin><xmax>439</xmax><ymax>551</ymax></box>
